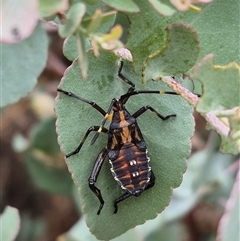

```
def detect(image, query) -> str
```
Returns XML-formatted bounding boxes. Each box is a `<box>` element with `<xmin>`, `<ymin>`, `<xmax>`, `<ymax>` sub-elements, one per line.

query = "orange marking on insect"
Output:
<box><xmin>119</xmin><ymin>127</ymin><xmax>131</xmax><ymax>143</ymax></box>
<box><xmin>118</xmin><ymin>111</ymin><xmax>130</xmax><ymax>128</ymax></box>
<box><xmin>107</xmin><ymin>114</ymin><xmax>112</xmax><ymax>121</ymax></box>
<box><xmin>113</xmin><ymin>162</ymin><xmax>129</xmax><ymax>173</ymax></box>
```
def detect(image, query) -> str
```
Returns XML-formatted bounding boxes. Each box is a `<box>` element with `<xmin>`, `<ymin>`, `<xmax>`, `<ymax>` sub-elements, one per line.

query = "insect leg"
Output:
<box><xmin>113</xmin><ymin>191</ymin><xmax>132</xmax><ymax>214</ymax></box>
<box><xmin>57</xmin><ymin>88</ymin><xmax>107</xmax><ymax>116</ymax></box>
<box><xmin>89</xmin><ymin>147</ymin><xmax>108</xmax><ymax>215</ymax></box>
<box><xmin>66</xmin><ymin>126</ymin><xmax>108</xmax><ymax>158</ymax></box>
<box><xmin>132</xmin><ymin>105</ymin><xmax>176</xmax><ymax>120</ymax></box>
<box><xmin>113</xmin><ymin>171</ymin><xmax>156</xmax><ymax>214</ymax></box>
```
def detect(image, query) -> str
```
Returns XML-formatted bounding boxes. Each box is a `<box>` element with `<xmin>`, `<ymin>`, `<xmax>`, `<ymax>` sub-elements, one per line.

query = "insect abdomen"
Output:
<box><xmin>109</xmin><ymin>142</ymin><xmax>151</xmax><ymax>195</ymax></box>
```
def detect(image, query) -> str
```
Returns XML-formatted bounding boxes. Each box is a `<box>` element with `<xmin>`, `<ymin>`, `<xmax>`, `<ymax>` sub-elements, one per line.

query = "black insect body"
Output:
<box><xmin>107</xmin><ymin>102</ymin><xmax>155</xmax><ymax>213</ymax></box>
<box><xmin>57</xmin><ymin>61</ymin><xmax>178</xmax><ymax>215</ymax></box>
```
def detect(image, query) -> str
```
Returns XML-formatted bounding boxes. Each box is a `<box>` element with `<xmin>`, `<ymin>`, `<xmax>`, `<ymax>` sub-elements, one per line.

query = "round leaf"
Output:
<box><xmin>191</xmin><ymin>55</ymin><xmax>240</xmax><ymax>154</ymax></box>
<box><xmin>25</xmin><ymin>118</ymin><xmax>73</xmax><ymax>194</ymax></box>
<box><xmin>192</xmin><ymin>55</ymin><xmax>240</xmax><ymax>113</ymax></box>
<box><xmin>58</xmin><ymin>3</ymin><xmax>86</xmax><ymax>38</ymax></box>
<box><xmin>63</xmin><ymin>2</ymin><xmax>116</xmax><ymax>61</ymax></box>
<box><xmin>126</xmin><ymin>1</ymin><xmax>167</xmax><ymax>73</ymax></box>
<box><xmin>143</xmin><ymin>23</ymin><xmax>199</xmax><ymax>83</ymax></box>
<box><xmin>126</xmin><ymin>0</ymin><xmax>239</xmax><ymax>74</ymax></box>
<box><xmin>148</xmin><ymin>0</ymin><xmax>176</xmax><ymax>16</ymax></box>
<box><xmin>1</xmin><ymin>0</ymin><xmax>38</xmax><ymax>43</ymax></box>
<box><xmin>181</xmin><ymin>0</ymin><xmax>240</xmax><ymax>65</ymax></box>
<box><xmin>55</xmin><ymin>51</ymin><xmax>194</xmax><ymax>240</ymax></box>
<box><xmin>1</xmin><ymin>22</ymin><xmax>48</xmax><ymax>107</ymax></box>
<box><xmin>38</xmin><ymin>0</ymin><xmax>68</xmax><ymax>18</ymax></box>
<box><xmin>1</xmin><ymin>206</ymin><xmax>20</xmax><ymax>241</ymax></box>
<box><xmin>101</xmin><ymin>0</ymin><xmax>140</xmax><ymax>13</ymax></box>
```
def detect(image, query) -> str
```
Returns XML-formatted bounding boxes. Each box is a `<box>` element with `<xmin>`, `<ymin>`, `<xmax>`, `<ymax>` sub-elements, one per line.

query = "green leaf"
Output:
<box><xmin>55</xmin><ymin>51</ymin><xmax>194</xmax><ymax>240</ymax></box>
<box><xmin>25</xmin><ymin>154</ymin><xmax>74</xmax><ymax>194</ymax></box>
<box><xmin>143</xmin><ymin>23</ymin><xmax>199</xmax><ymax>83</ymax></box>
<box><xmin>38</xmin><ymin>0</ymin><xmax>68</xmax><ymax>18</ymax></box>
<box><xmin>58</xmin><ymin>3</ymin><xmax>86</xmax><ymax>38</ymax></box>
<box><xmin>85</xmin><ymin>10</ymin><xmax>117</xmax><ymax>35</ymax></box>
<box><xmin>63</xmin><ymin>2</ymin><xmax>116</xmax><ymax>61</ymax></box>
<box><xmin>30</xmin><ymin>118</ymin><xmax>60</xmax><ymax>153</ymax></box>
<box><xmin>82</xmin><ymin>0</ymin><xmax>100</xmax><ymax>5</ymax></box>
<box><xmin>186</xmin><ymin>134</ymin><xmax>235</xmax><ymax>200</ymax></box>
<box><xmin>63</xmin><ymin>35</ymin><xmax>81</xmax><ymax>61</ymax></box>
<box><xmin>126</xmin><ymin>1</ymin><xmax>168</xmax><ymax>73</ymax></box>
<box><xmin>126</xmin><ymin>0</ymin><xmax>239</xmax><ymax>74</ymax></box>
<box><xmin>137</xmin><ymin>133</ymin><xmax>235</xmax><ymax>240</ymax></box>
<box><xmin>191</xmin><ymin>54</ymin><xmax>240</xmax><ymax>154</ymax></box>
<box><xmin>25</xmin><ymin>117</ymin><xmax>73</xmax><ymax>194</ymax></box>
<box><xmin>65</xmin><ymin>216</ymin><xmax>140</xmax><ymax>241</ymax></box>
<box><xmin>1</xmin><ymin>0</ymin><xmax>38</xmax><ymax>43</ymax></box>
<box><xmin>1</xmin><ymin>22</ymin><xmax>48</xmax><ymax>107</ymax></box>
<box><xmin>101</xmin><ymin>0</ymin><xmax>140</xmax><ymax>13</ymax></box>
<box><xmin>1</xmin><ymin>206</ymin><xmax>20</xmax><ymax>241</ymax></box>
<box><xmin>146</xmin><ymin>221</ymin><xmax>187</xmax><ymax>241</ymax></box>
<box><xmin>17</xmin><ymin>215</ymin><xmax>44</xmax><ymax>241</ymax></box>
<box><xmin>180</xmin><ymin>0</ymin><xmax>240</xmax><ymax>65</ymax></box>
<box><xmin>148</xmin><ymin>0</ymin><xmax>176</xmax><ymax>16</ymax></box>
<box><xmin>82</xmin><ymin>1</ymin><xmax>116</xmax><ymax>27</ymax></box>
<box><xmin>193</xmin><ymin>56</ymin><xmax>239</xmax><ymax>112</ymax></box>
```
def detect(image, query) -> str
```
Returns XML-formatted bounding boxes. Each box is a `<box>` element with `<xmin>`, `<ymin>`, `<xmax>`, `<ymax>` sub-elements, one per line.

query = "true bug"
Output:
<box><xmin>57</xmin><ymin>61</ymin><xmax>179</xmax><ymax>214</ymax></box>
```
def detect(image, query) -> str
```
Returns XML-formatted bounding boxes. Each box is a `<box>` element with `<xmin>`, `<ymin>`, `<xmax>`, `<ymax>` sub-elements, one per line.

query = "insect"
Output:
<box><xmin>57</xmin><ymin>61</ymin><xmax>179</xmax><ymax>214</ymax></box>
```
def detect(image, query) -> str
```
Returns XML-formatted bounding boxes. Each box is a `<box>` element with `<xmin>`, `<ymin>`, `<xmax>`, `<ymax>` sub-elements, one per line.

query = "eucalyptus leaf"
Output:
<box><xmin>25</xmin><ymin>154</ymin><xmax>73</xmax><ymax>194</ymax></box>
<box><xmin>16</xmin><ymin>215</ymin><xmax>45</xmax><ymax>241</ymax></box>
<box><xmin>63</xmin><ymin>35</ymin><xmax>89</xmax><ymax>62</ymax></box>
<box><xmin>148</xmin><ymin>0</ymin><xmax>176</xmax><ymax>16</ymax></box>
<box><xmin>192</xmin><ymin>56</ymin><xmax>240</xmax><ymax>112</ymax></box>
<box><xmin>25</xmin><ymin>118</ymin><xmax>73</xmax><ymax>194</ymax></box>
<box><xmin>58</xmin><ymin>3</ymin><xmax>86</xmax><ymax>38</ymax></box>
<box><xmin>126</xmin><ymin>0</ymin><xmax>239</xmax><ymax>74</ymax></box>
<box><xmin>192</xmin><ymin>55</ymin><xmax>240</xmax><ymax>154</ymax></box>
<box><xmin>126</xmin><ymin>1</ymin><xmax>168</xmax><ymax>74</ymax></box>
<box><xmin>55</xmin><ymin>51</ymin><xmax>194</xmax><ymax>240</ymax></box>
<box><xmin>38</xmin><ymin>0</ymin><xmax>68</xmax><ymax>18</ymax></box>
<box><xmin>63</xmin><ymin>2</ymin><xmax>116</xmax><ymax>61</ymax></box>
<box><xmin>143</xmin><ymin>23</ymin><xmax>199</xmax><ymax>84</ymax></box>
<box><xmin>1</xmin><ymin>0</ymin><xmax>38</xmax><ymax>43</ymax></box>
<box><xmin>147</xmin><ymin>221</ymin><xmax>187</xmax><ymax>241</ymax></box>
<box><xmin>67</xmin><ymin>216</ymin><xmax>140</xmax><ymax>241</ymax></box>
<box><xmin>82</xmin><ymin>0</ymin><xmax>99</xmax><ymax>5</ymax></box>
<box><xmin>180</xmin><ymin>0</ymin><xmax>240</xmax><ymax>65</ymax></box>
<box><xmin>1</xmin><ymin>206</ymin><xmax>20</xmax><ymax>241</ymax></box>
<box><xmin>101</xmin><ymin>0</ymin><xmax>140</xmax><ymax>13</ymax></box>
<box><xmin>1</xmin><ymin>22</ymin><xmax>48</xmax><ymax>107</ymax></box>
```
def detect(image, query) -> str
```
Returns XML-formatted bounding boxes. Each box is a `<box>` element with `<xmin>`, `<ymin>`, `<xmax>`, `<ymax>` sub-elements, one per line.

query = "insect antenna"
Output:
<box><xmin>120</xmin><ymin>90</ymin><xmax>179</xmax><ymax>102</ymax></box>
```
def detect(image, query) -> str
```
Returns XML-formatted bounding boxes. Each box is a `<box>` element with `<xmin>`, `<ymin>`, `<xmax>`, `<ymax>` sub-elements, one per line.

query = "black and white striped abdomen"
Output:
<box><xmin>109</xmin><ymin>142</ymin><xmax>151</xmax><ymax>195</ymax></box>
